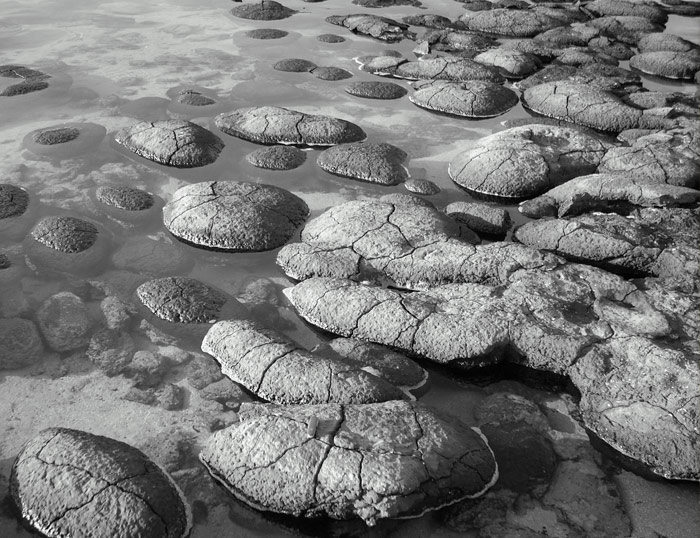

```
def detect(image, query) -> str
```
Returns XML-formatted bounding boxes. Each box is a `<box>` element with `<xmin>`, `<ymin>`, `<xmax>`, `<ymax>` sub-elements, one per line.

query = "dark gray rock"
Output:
<box><xmin>0</xmin><ymin>65</ymin><xmax>50</xmax><ymax>96</ymax></box>
<box><xmin>11</xmin><ymin>427</ymin><xmax>191</xmax><ymax>538</ymax></box>
<box><xmin>404</xmin><ymin>178</ymin><xmax>440</xmax><ymax>195</ymax></box>
<box><xmin>0</xmin><ymin>184</ymin><xmax>29</xmax><ymax>219</ymax></box>
<box><xmin>629</xmin><ymin>51</ymin><xmax>700</xmax><ymax>80</ymax></box>
<box><xmin>325</xmin><ymin>14</ymin><xmax>412</xmax><ymax>43</ymax></box>
<box><xmin>245</xmin><ymin>28</ymin><xmax>289</xmax><ymax>39</ymax></box>
<box><xmin>33</xmin><ymin>126</ymin><xmax>79</xmax><ymax>144</ymax></box>
<box><xmin>522</xmin><ymin>81</ymin><xmax>647</xmax><ymax>132</ymax></box>
<box><xmin>246</xmin><ymin>145</ymin><xmax>306</xmax><ymax>170</ymax></box>
<box><xmin>449</xmin><ymin>124</ymin><xmax>613</xmax><ymax>200</ymax></box>
<box><xmin>186</xmin><ymin>354</ymin><xmax>224</xmax><ymax>390</ymax></box>
<box><xmin>554</xmin><ymin>46</ymin><xmax>618</xmax><ymax>67</ymax></box>
<box><xmin>637</xmin><ymin>32</ymin><xmax>699</xmax><ymax>53</ymax></box>
<box><xmin>518</xmin><ymin>173</ymin><xmax>700</xmax><ymax>219</ymax></box>
<box><xmin>515</xmin><ymin>63</ymin><xmax>643</xmax><ymax>96</ymax></box>
<box><xmin>199</xmin><ymin>400</ymin><xmax>498</xmax><ymax>525</ymax></box>
<box><xmin>163</xmin><ymin>180</ymin><xmax>309</xmax><ymax>251</ymax></box>
<box><xmin>444</xmin><ymin>201</ymin><xmax>511</xmax><ymax>236</ymax></box>
<box><xmin>23</xmin><ymin>123</ymin><xmax>107</xmax><ymax>158</ymax></box>
<box><xmin>345</xmin><ymin>80</ymin><xmax>407</xmax><ymax>99</ymax></box>
<box><xmin>533</xmin><ymin>24</ymin><xmax>600</xmax><ymax>47</ymax></box>
<box><xmin>499</xmin><ymin>38</ymin><xmax>558</xmax><ymax>60</ymax></box>
<box><xmin>416</xmin><ymin>29</ymin><xmax>497</xmax><ymax>55</ymax></box>
<box><xmin>585</xmin><ymin>0</ymin><xmax>668</xmax><ymax>25</ymax></box>
<box><xmin>96</xmin><ymin>185</ymin><xmax>155</xmax><ymax>211</ymax></box>
<box><xmin>86</xmin><ymin>329</ymin><xmax>135</xmax><ymax>376</ymax></box>
<box><xmin>176</xmin><ymin>90</ymin><xmax>215</xmax><ymax>106</ymax></box>
<box><xmin>587</xmin><ymin>16</ymin><xmax>663</xmax><ymax>45</ymax></box>
<box><xmin>158</xmin><ymin>383</ymin><xmax>185</xmax><ymax>410</ymax></box>
<box><xmin>353</xmin><ymin>0</ymin><xmax>421</xmax><ymax>6</ymax></box>
<box><xmin>215</xmin><ymin>106</ymin><xmax>366</xmax><ymax>146</ymax></box>
<box><xmin>472</xmin><ymin>48</ymin><xmax>540</xmax><ymax>79</ymax></box>
<box><xmin>128</xmin><ymin>350</ymin><xmax>167</xmax><ymax>388</ymax></box>
<box><xmin>402</xmin><ymin>14</ymin><xmax>454</xmax><ymax>29</ymax></box>
<box><xmin>231</xmin><ymin>0</ymin><xmax>296</xmax><ymax>20</ymax></box>
<box><xmin>316</xmin><ymin>33</ymin><xmax>345</xmax><ymax>43</ymax></box>
<box><xmin>588</xmin><ymin>36</ymin><xmax>635</xmax><ymax>60</ymax></box>
<box><xmin>317</xmin><ymin>142</ymin><xmax>408</xmax><ymax>185</ymax></box>
<box><xmin>115</xmin><ymin>120</ymin><xmax>224</xmax><ymax>168</ymax></box>
<box><xmin>410</xmin><ymin>80</ymin><xmax>518</xmax><ymax>118</ymax></box>
<box><xmin>30</xmin><ymin>216</ymin><xmax>98</xmax><ymax>254</ymax></box>
<box><xmin>311</xmin><ymin>66</ymin><xmax>353</xmax><ymax>80</ymax></box>
<box><xmin>202</xmin><ymin>319</ymin><xmax>406</xmax><ymax>404</ymax></box>
<box><xmin>36</xmin><ymin>292</ymin><xmax>91</xmax><ymax>352</ymax></box>
<box><xmin>0</xmin><ymin>318</ymin><xmax>43</xmax><ymax>370</ymax></box>
<box><xmin>457</xmin><ymin>8</ymin><xmax>571</xmax><ymax>37</ymax></box>
<box><xmin>273</xmin><ymin>58</ymin><xmax>317</xmax><ymax>72</ymax></box>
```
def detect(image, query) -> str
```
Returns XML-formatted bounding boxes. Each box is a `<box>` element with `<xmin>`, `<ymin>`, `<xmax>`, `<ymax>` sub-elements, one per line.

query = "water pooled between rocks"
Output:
<box><xmin>0</xmin><ymin>0</ymin><xmax>698</xmax><ymax>537</ymax></box>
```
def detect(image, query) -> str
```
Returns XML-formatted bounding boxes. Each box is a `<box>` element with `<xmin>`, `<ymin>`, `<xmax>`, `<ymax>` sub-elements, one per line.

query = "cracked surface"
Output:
<box><xmin>10</xmin><ymin>427</ymin><xmax>191</xmax><ymax>538</ymax></box>
<box><xmin>586</xmin><ymin>0</ymin><xmax>668</xmax><ymax>25</ymax></box>
<box><xmin>176</xmin><ymin>89</ymin><xmax>216</xmax><ymax>106</ymax></box>
<box><xmin>630</xmin><ymin>50</ymin><xmax>700</xmax><ymax>80</ymax></box>
<box><xmin>409</xmin><ymin>80</ymin><xmax>518</xmax><ymax>119</ymax></box>
<box><xmin>518</xmin><ymin>172</ymin><xmax>700</xmax><ymax>219</ymax></box>
<box><xmin>637</xmin><ymin>32</ymin><xmax>699</xmax><ymax>53</ymax></box>
<box><xmin>473</xmin><ymin>48</ymin><xmax>539</xmax><ymax>79</ymax></box>
<box><xmin>0</xmin><ymin>183</ymin><xmax>29</xmax><ymax>219</ymax></box>
<box><xmin>449</xmin><ymin>124</ymin><xmax>613</xmax><ymax>200</ymax></box>
<box><xmin>418</xmin><ymin>29</ymin><xmax>497</xmax><ymax>54</ymax></box>
<box><xmin>522</xmin><ymin>81</ymin><xmax>645</xmax><ymax>133</ymax></box>
<box><xmin>457</xmin><ymin>8</ymin><xmax>571</xmax><ymax>37</ymax></box>
<box><xmin>277</xmin><ymin>200</ymin><xmax>560</xmax><ymax>289</ymax></box>
<box><xmin>199</xmin><ymin>400</ymin><xmax>497</xmax><ymax>525</ymax></box>
<box><xmin>515</xmin><ymin>63</ymin><xmax>643</xmax><ymax>96</ymax></box>
<box><xmin>345</xmin><ymin>80</ymin><xmax>407</xmax><ymax>99</ymax></box>
<box><xmin>201</xmin><ymin>319</ymin><xmax>406</xmax><ymax>404</ymax></box>
<box><xmin>317</xmin><ymin>142</ymin><xmax>409</xmax><ymax>185</ymax></box>
<box><xmin>444</xmin><ymin>201</ymin><xmax>511</xmax><ymax>236</ymax></box>
<box><xmin>215</xmin><ymin>106</ymin><xmax>366</xmax><ymax>146</ymax></box>
<box><xmin>115</xmin><ymin>119</ymin><xmax>224</xmax><ymax>168</ymax></box>
<box><xmin>96</xmin><ymin>185</ymin><xmax>155</xmax><ymax>211</ymax></box>
<box><xmin>137</xmin><ymin>276</ymin><xmax>245</xmax><ymax>324</ymax></box>
<box><xmin>30</xmin><ymin>216</ymin><xmax>98</xmax><ymax>253</ymax></box>
<box><xmin>163</xmin><ymin>180</ymin><xmax>309</xmax><ymax>251</ymax></box>
<box><xmin>325</xmin><ymin>14</ymin><xmax>412</xmax><ymax>43</ymax></box>
<box><xmin>231</xmin><ymin>0</ymin><xmax>295</xmax><ymax>20</ymax></box>
<box><xmin>587</xmin><ymin>16</ymin><xmax>663</xmax><ymax>45</ymax></box>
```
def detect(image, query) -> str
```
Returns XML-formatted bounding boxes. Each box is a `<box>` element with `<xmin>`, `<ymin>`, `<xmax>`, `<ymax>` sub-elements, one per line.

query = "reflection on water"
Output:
<box><xmin>0</xmin><ymin>0</ymin><xmax>699</xmax><ymax>537</ymax></box>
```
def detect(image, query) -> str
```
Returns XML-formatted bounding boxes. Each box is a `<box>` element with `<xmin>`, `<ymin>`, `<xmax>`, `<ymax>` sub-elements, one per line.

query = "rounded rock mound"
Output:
<box><xmin>0</xmin><ymin>183</ymin><xmax>29</xmax><ymax>220</ymax></box>
<box><xmin>30</xmin><ymin>216</ymin><xmax>98</xmax><ymax>253</ymax></box>
<box><xmin>246</xmin><ymin>145</ymin><xmax>307</xmax><ymax>170</ymax></box>
<box><xmin>273</xmin><ymin>58</ymin><xmax>317</xmax><ymax>73</ymax></box>
<box><xmin>231</xmin><ymin>0</ymin><xmax>295</xmax><ymax>20</ymax></box>
<box><xmin>410</xmin><ymin>80</ymin><xmax>518</xmax><ymax>119</ymax></box>
<box><xmin>115</xmin><ymin>120</ymin><xmax>224</xmax><ymax>168</ymax></box>
<box><xmin>215</xmin><ymin>106</ymin><xmax>366</xmax><ymax>146</ymax></box>
<box><xmin>345</xmin><ymin>80</ymin><xmax>407</xmax><ymax>99</ymax></box>
<box><xmin>317</xmin><ymin>142</ymin><xmax>409</xmax><ymax>185</ymax></box>
<box><xmin>629</xmin><ymin>51</ymin><xmax>700</xmax><ymax>80</ymax></box>
<box><xmin>11</xmin><ymin>427</ymin><xmax>191</xmax><ymax>538</ymax></box>
<box><xmin>199</xmin><ymin>400</ymin><xmax>497</xmax><ymax>526</ymax></box>
<box><xmin>245</xmin><ymin>28</ymin><xmax>289</xmax><ymax>39</ymax></box>
<box><xmin>96</xmin><ymin>185</ymin><xmax>155</xmax><ymax>211</ymax></box>
<box><xmin>457</xmin><ymin>8</ymin><xmax>570</xmax><ymax>38</ymax></box>
<box><xmin>163</xmin><ymin>180</ymin><xmax>309</xmax><ymax>251</ymax></box>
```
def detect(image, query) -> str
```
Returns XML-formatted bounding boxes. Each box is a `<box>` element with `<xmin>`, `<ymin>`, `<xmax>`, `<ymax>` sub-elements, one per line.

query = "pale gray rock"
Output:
<box><xmin>629</xmin><ymin>51</ymin><xmax>700</xmax><ymax>80</ymax></box>
<box><xmin>444</xmin><ymin>201</ymin><xmax>511</xmax><ymax>236</ymax></box>
<box><xmin>457</xmin><ymin>7</ymin><xmax>572</xmax><ymax>37</ymax></box>
<box><xmin>637</xmin><ymin>32</ymin><xmax>699</xmax><ymax>54</ymax></box>
<box><xmin>473</xmin><ymin>48</ymin><xmax>540</xmax><ymax>79</ymax></box>
<box><xmin>317</xmin><ymin>142</ymin><xmax>409</xmax><ymax>185</ymax></box>
<box><xmin>404</xmin><ymin>178</ymin><xmax>440</xmax><ymax>195</ymax></box>
<box><xmin>246</xmin><ymin>145</ymin><xmax>307</xmax><ymax>170</ymax></box>
<box><xmin>325</xmin><ymin>14</ymin><xmax>412</xmax><ymax>43</ymax></box>
<box><xmin>410</xmin><ymin>80</ymin><xmax>518</xmax><ymax>118</ymax></box>
<box><xmin>585</xmin><ymin>0</ymin><xmax>668</xmax><ymax>25</ymax></box>
<box><xmin>345</xmin><ymin>81</ymin><xmax>408</xmax><ymax>99</ymax></box>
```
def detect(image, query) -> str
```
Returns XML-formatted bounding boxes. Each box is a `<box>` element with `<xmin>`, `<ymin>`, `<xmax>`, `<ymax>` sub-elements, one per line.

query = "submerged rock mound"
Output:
<box><xmin>115</xmin><ymin>120</ymin><xmax>224</xmax><ymax>168</ymax></box>
<box><xmin>0</xmin><ymin>64</ymin><xmax>51</xmax><ymax>96</ymax></box>
<box><xmin>317</xmin><ymin>142</ymin><xmax>409</xmax><ymax>185</ymax></box>
<box><xmin>163</xmin><ymin>180</ymin><xmax>309</xmax><ymax>251</ymax></box>
<box><xmin>200</xmin><ymin>400</ymin><xmax>498</xmax><ymax>525</ymax></box>
<box><xmin>410</xmin><ymin>80</ymin><xmax>518</xmax><ymax>119</ymax></box>
<box><xmin>326</xmin><ymin>14</ymin><xmax>412</xmax><ymax>43</ymax></box>
<box><xmin>11</xmin><ymin>427</ymin><xmax>191</xmax><ymax>538</ymax></box>
<box><xmin>202</xmin><ymin>319</ymin><xmax>405</xmax><ymax>404</ymax></box>
<box><xmin>215</xmin><ymin>106</ymin><xmax>366</xmax><ymax>146</ymax></box>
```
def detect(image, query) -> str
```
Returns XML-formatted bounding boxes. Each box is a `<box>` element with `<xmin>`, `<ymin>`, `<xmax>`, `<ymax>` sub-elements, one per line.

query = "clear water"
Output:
<box><xmin>0</xmin><ymin>1</ymin><xmax>698</xmax><ymax>537</ymax></box>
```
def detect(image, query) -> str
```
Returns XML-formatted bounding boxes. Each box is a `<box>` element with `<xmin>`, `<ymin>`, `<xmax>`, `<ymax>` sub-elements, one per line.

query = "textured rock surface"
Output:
<box><xmin>457</xmin><ymin>8</ymin><xmax>570</xmax><ymax>37</ymax></box>
<box><xmin>409</xmin><ymin>80</ymin><xmax>518</xmax><ymax>118</ymax></box>
<box><xmin>96</xmin><ymin>185</ymin><xmax>155</xmax><ymax>211</ymax></box>
<box><xmin>587</xmin><ymin>16</ymin><xmax>663</xmax><ymax>45</ymax></box>
<box><xmin>36</xmin><ymin>292</ymin><xmax>91</xmax><ymax>352</ymax></box>
<box><xmin>404</xmin><ymin>178</ymin><xmax>440</xmax><ymax>195</ymax></box>
<box><xmin>0</xmin><ymin>183</ymin><xmax>29</xmax><ymax>220</ymax></box>
<box><xmin>522</xmin><ymin>81</ymin><xmax>645</xmax><ymax>132</ymax></box>
<box><xmin>317</xmin><ymin>143</ymin><xmax>409</xmax><ymax>185</ymax></box>
<box><xmin>277</xmin><ymin>200</ymin><xmax>559</xmax><ymax>289</ymax></box>
<box><xmin>175</xmin><ymin>89</ymin><xmax>216</xmax><ymax>106</ymax></box>
<box><xmin>629</xmin><ymin>51</ymin><xmax>700</xmax><ymax>80</ymax></box>
<box><xmin>472</xmin><ymin>48</ymin><xmax>540</xmax><ymax>79</ymax></box>
<box><xmin>199</xmin><ymin>400</ymin><xmax>498</xmax><ymax>525</ymax></box>
<box><xmin>115</xmin><ymin>120</ymin><xmax>224</xmax><ymax>168</ymax></box>
<box><xmin>202</xmin><ymin>319</ymin><xmax>405</xmax><ymax>404</ymax></box>
<box><xmin>246</xmin><ymin>145</ymin><xmax>307</xmax><ymax>170</ymax></box>
<box><xmin>0</xmin><ymin>318</ymin><xmax>43</xmax><ymax>370</ymax></box>
<box><xmin>637</xmin><ymin>32</ymin><xmax>699</xmax><ymax>53</ymax></box>
<box><xmin>518</xmin><ymin>173</ymin><xmax>700</xmax><ymax>218</ymax></box>
<box><xmin>515</xmin><ymin>63</ymin><xmax>643</xmax><ymax>96</ymax></box>
<box><xmin>273</xmin><ymin>58</ymin><xmax>317</xmax><ymax>73</ymax></box>
<box><xmin>345</xmin><ymin>81</ymin><xmax>408</xmax><ymax>99</ymax></box>
<box><xmin>163</xmin><ymin>181</ymin><xmax>309</xmax><ymax>251</ymax></box>
<box><xmin>245</xmin><ymin>28</ymin><xmax>288</xmax><ymax>39</ymax></box>
<box><xmin>325</xmin><ymin>14</ymin><xmax>412</xmax><ymax>42</ymax></box>
<box><xmin>11</xmin><ymin>427</ymin><xmax>191</xmax><ymax>538</ymax></box>
<box><xmin>317</xmin><ymin>33</ymin><xmax>345</xmax><ymax>43</ymax></box>
<box><xmin>30</xmin><ymin>216</ymin><xmax>98</xmax><ymax>253</ymax></box>
<box><xmin>231</xmin><ymin>0</ymin><xmax>295</xmax><ymax>20</ymax></box>
<box><xmin>444</xmin><ymin>201</ymin><xmax>511</xmax><ymax>236</ymax></box>
<box><xmin>311</xmin><ymin>66</ymin><xmax>353</xmax><ymax>81</ymax></box>
<box><xmin>215</xmin><ymin>106</ymin><xmax>366</xmax><ymax>146</ymax></box>
<box><xmin>0</xmin><ymin>64</ymin><xmax>51</xmax><ymax>96</ymax></box>
<box><xmin>449</xmin><ymin>124</ymin><xmax>613</xmax><ymax>200</ymax></box>
<box><xmin>371</xmin><ymin>56</ymin><xmax>505</xmax><ymax>84</ymax></box>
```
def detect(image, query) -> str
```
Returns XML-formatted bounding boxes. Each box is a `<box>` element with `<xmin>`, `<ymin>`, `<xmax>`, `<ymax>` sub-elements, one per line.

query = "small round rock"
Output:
<box><xmin>404</xmin><ymin>178</ymin><xmax>440</xmax><ymax>195</ymax></box>
<box><xmin>10</xmin><ymin>427</ymin><xmax>191</xmax><ymax>538</ymax></box>
<box><xmin>176</xmin><ymin>90</ymin><xmax>216</xmax><ymax>106</ymax></box>
<box><xmin>345</xmin><ymin>81</ymin><xmax>408</xmax><ymax>99</ymax></box>
<box><xmin>246</xmin><ymin>145</ymin><xmax>307</xmax><ymax>170</ymax></box>
<box><xmin>0</xmin><ymin>184</ymin><xmax>29</xmax><ymax>220</ymax></box>
<box><xmin>30</xmin><ymin>216</ymin><xmax>98</xmax><ymax>253</ymax></box>
<box><xmin>231</xmin><ymin>0</ymin><xmax>296</xmax><ymax>20</ymax></box>
<box><xmin>96</xmin><ymin>186</ymin><xmax>155</xmax><ymax>211</ymax></box>
<box><xmin>312</xmin><ymin>66</ymin><xmax>353</xmax><ymax>81</ymax></box>
<box><xmin>317</xmin><ymin>34</ymin><xmax>345</xmax><ymax>43</ymax></box>
<box><xmin>274</xmin><ymin>58</ymin><xmax>317</xmax><ymax>73</ymax></box>
<box><xmin>245</xmin><ymin>28</ymin><xmax>289</xmax><ymax>39</ymax></box>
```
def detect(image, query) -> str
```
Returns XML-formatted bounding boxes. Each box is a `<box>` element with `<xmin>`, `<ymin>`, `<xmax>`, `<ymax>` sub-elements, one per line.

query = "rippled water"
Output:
<box><xmin>0</xmin><ymin>1</ymin><xmax>699</xmax><ymax>537</ymax></box>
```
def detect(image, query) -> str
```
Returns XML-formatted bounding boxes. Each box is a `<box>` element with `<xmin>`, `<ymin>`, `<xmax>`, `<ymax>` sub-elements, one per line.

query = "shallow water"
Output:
<box><xmin>0</xmin><ymin>1</ymin><xmax>699</xmax><ymax>537</ymax></box>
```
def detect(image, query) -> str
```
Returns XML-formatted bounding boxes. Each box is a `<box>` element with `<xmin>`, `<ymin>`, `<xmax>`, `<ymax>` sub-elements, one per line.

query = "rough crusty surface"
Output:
<box><xmin>311</xmin><ymin>66</ymin><xmax>353</xmax><ymax>81</ymax></box>
<box><xmin>382</xmin><ymin>57</ymin><xmax>505</xmax><ymax>84</ymax></box>
<box><xmin>325</xmin><ymin>14</ymin><xmax>412</xmax><ymax>43</ymax></box>
<box><xmin>472</xmin><ymin>49</ymin><xmax>540</xmax><ymax>79</ymax></box>
<box><xmin>637</xmin><ymin>32</ymin><xmax>699</xmax><ymax>53</ymax></box>
<box><xmin>457</xmin><ymin>8</ymin><xmax>570</xmax><ymax>37</ymax></box>
<box><xmin>246</xmin><ymin>145</ymin><xmax>307</xmax><ymax>170</ymax></box>
<box><xmin>30</xmin><ymin>216</ymin><xmax>98</xmax><ymax>253</ymax></box>
<box><xmin>176</xmin><ymin>90</ymin><xmax>215</xmax><ymax>106</ymax></box>
<box><xmin>0</xmin><ymin>65</ymin><xmax>51</xmax><ymax>96</ymax></box>
<box><xmin>201</xmin><ymin>319</ymin><xmax>406</xmax><ymax>404</ymax></box>
<box><xmin>231</xmin><ymin>0</ymin><xmax>295</xmax><ymax>20</ymax></box>
<box><xmin>10</xmin><ymin>428</ymin><xmax>191</xmax><ymax>538</ymax></box>
<box><xmin>0</xmin><ymin>184</ymin><xmax>29</xmax><ymax>219</ymax></box>
<box><xmin>597</xmin><ymin>135</ymin><xmax>700</xmax><ymax>188</ymax></box>
<box><xmin>521</xmin><ymin>81</ymin><xmax>645</xmax><ymax>132</ymax></box>
<box><xmin>274</xmin><ymin>58</ymin><xmax>317</xmax><ymax>72</ymax></box>
<box><xmin>345</xmin><ymin>81</ymin><xmax>408</xmax><ymax>99</ymax></box>
<box><xmin>448</xmin><ymin>124</ymin><xmax>613</xmax><ymax>200</ymax></box>
<box><xmin>199</xmin><ymin>400</ymin><xmax>498</xmax><ymax>525</ymax></box>
<box><xmin>115</xmin><ymin>120</ymin><xmax>224</xmax><ymax>168</ymax></box>
<box><xmin>163</xmin><ymin>181</ymin><xmax>309</xmax><ymax>251</ymax></box>
<box><xmin>317</xmin><ymin>142</ymin><xmax>409</xmax><ymax>185</ymax></box>
<box><xmin>409</xmin><ymin>80</ymin><xmax>518</xmax><ymax>118</ymax></box>
<box><xmin>245</xmin><ymin>28</ymin><xmax>288</xmax><ymax>39</ymax></box>
<box><xmin>533</xmin><ymin>25</ymin><xmax>600</xmax><ymax>47</ymax></box>
<box><xmin>515</xmin><ymin>63</ymin><xmax>643</xmax><ymax>96</ymax></box>
<box><xmin>137</xmin><ymin>276</ymin><xmax>244</xmax><ymax>325</ymax></box>
<box><xmin>215</xmin><ymin>106</ymin><xmax>366</xmax><ymax>146</ymax></box>
<box><xmin>518</xmin><ymin>173</ymin><xmax>700</xmax><ymax>219</ymax></box>
<box><xmin>444</xmin><ymin>201</ymin><xmax>511</xmax><ymax>236</ymax></box>
<box><xmin>0</xmin><ymin>318</ymin><xmax>43</xmax><ymax>370</ymax></box>
<box><xmin>585</xmin><ymin>0</ymin><xmax>668</xmax><ymax>24</ymax></box>
<box><xmin>629</xmin><ymin>51</ymin><xmax>700</xmax><ymax>80</ymax></box>
<box><xmin>404</xmin><ymin>178</ymin><xmax>440</xmax><ymax>195</ymax></box>
<box><xmin>36</xmin><ymin>292</ymin><xmax>91</xmax><ymax>352</ymax></box>
<box><xmin>587</xmin><ymin>16</ymin><xmax>663</xmax><ymax>45</ymax></box>
<box><xmin>96</xmin><ymin>185</ymin><xmax>155</xmax><ymax>211</ymax></box>
<box><xmin>276</xmin><ymin>200</ymin><xmax>560</xmax><ymax>289</ymax></box>
<box><xmin>32</xmin><ymin>127</ymin><xmax>80</xmax><ymax>145</ymax></box>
